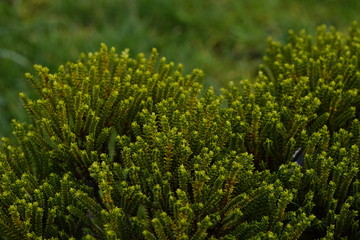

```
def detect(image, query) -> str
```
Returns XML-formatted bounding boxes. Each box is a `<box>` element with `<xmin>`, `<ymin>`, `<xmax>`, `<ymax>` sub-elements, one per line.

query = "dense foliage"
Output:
<box><xmin>2</xmin><ymin>0</ymin><xmax>359</xmax><ymax>138</ymax></box>
<box><xmin>1</xmin><ymin>24</ymin><xmax>360</xmax><ymax>239</ymax></box>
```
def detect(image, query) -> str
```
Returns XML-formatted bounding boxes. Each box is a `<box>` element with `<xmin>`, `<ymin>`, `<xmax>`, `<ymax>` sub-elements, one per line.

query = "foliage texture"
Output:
<box><xmin>1</xmin><ymin>24</ymin><xmax>360</xmax><ymax>239</ymax></box>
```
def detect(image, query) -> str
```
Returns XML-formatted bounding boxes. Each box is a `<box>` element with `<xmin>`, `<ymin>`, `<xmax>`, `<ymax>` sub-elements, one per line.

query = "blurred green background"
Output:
<box><xmin>1</xmin><ymin>0</ymin><xmax>359</xmax><ymax>137</ymax></box>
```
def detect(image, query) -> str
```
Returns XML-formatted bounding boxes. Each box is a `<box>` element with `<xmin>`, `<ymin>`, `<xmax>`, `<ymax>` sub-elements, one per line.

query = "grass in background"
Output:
<box><xmin>0</xmin><ymin>0</ymin><xmax>359</xmax><ymax>137</ymax></box>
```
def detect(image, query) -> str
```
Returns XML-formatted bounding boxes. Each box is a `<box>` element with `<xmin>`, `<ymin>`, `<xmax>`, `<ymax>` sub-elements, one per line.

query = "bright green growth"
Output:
<box><xmin>1</xmin><ymin>25</ymin><xmax>360</xmax><ymax>239</ymax></box>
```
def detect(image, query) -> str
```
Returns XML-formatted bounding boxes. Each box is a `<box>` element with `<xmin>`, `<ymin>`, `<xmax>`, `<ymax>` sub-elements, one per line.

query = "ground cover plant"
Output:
<box><xmin>1</xmin><ymin>24</ymin><xmax>360</xmax><ymax>239</ymax></box>
<box><xmin>1</xmin><ymin>0</ymin><xmax>360</xmax><ymax>137</ymax></box>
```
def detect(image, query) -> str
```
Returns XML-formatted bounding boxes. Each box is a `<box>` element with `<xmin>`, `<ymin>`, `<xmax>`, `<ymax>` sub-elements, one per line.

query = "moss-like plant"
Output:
<box><xmin>1</xmin><ymin>24</ymin><xmax>360</xmax><ymax>239</ymax></box>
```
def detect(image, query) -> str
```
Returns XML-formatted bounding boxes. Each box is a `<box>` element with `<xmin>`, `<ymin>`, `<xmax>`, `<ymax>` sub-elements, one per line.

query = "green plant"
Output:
<box><xmin>2</xmin><ymin>0</ymin><xmax>360</xmax><ymax>138</ymax></box>
<box><xmin>1</xmin><ymin>24</ymin><xmax>360</xmax><ymax>239</ymax></box>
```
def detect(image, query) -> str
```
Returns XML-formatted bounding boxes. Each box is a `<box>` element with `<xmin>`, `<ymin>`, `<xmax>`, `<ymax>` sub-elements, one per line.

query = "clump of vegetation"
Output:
<box><xmin>1</xmin><ymin>24</ymin><xmax>360</xmax><ymax>239</ymax></box>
